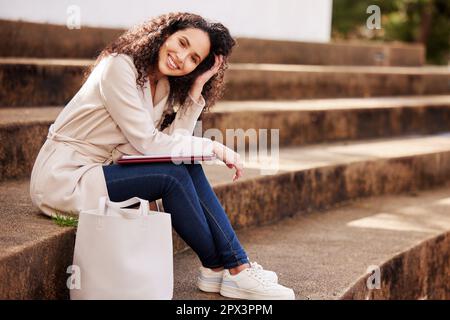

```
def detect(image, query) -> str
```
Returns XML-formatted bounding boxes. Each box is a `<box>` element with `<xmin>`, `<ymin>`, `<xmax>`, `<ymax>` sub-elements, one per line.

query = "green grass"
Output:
<box><xmin>52</xmin><ymin>211</ymin><xmax>79</xmax><ymax>227</ymax></box>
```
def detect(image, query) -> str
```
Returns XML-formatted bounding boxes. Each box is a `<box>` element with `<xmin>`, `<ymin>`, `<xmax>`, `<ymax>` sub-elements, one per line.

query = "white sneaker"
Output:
<box><xmin>197</xmin><ymin>266</ymin><xmax>224</xmax><ymax>293</ymax></box>
<box><xmin>249</xmin><ymin>262</ymin><xmax>278</xmax><ymax>283</ymax></box>
<box><xmin>197</xmin><ymin>262</ymin><xmax>278</xmax><ymax>293</ymax></box>
<box><xmin>220</xmin><ymin>266</ymin><xmax>295</xmax><ymax>300</ymax></box>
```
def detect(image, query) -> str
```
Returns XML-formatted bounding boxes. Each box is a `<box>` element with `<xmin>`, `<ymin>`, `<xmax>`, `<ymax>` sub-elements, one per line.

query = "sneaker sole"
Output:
<box><xmin>220</xmin><ymin>284</ymin><xmax>295</xmax><ymax>300</ymax></box>
<box><xmin>197</xmin><ymin>277</ymin><xmax>221</xmax><ymax>293</ymax></box>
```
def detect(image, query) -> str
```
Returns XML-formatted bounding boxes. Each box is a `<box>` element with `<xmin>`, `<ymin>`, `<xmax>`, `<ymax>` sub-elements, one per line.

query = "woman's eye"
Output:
<box><xmin>178</xmin><ymin>39</ymin><xmax>196</xmax><ymax>63</ymax></box>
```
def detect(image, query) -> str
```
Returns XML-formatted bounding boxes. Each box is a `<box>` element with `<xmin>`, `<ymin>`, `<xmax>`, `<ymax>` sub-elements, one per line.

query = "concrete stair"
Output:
<box><xmin>1</xmin><ymin>134</ymin><xmax>450</xmax><ymax>299</ymax></box>
<box><xmin>0</xmin><ymin>19</ymin><xmax>424</xmax><ymax>66</ymax></box>
<box><xmin>1</xmin><ymin>19</ymin><xmax>449</xmax><ymax>300</ymax></box>
<box><xmin>1</xmin><ymin>57</ymin><xmax>449</xmax><ymax>106</ymax></box>
<box><xmin>173</xmin><ymin>184</ymin><xmax>450</xmax><ymax>300</ymax></box>
<box><xmin>1</xmin><ymin>96</ymin><xmax>450</xmax><ymax>182</ymax></box>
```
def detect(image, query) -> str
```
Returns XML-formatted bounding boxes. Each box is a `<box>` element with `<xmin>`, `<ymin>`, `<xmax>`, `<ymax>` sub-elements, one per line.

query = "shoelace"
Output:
<box><xmin>247</xmin><ymin>265</ymin><xmax>271</xmax><ymax>286</ymax></box>
<box><xmin>250</xmin><ymin>261</ymin><xmax>264</xmax><ymax>271</ymax></box>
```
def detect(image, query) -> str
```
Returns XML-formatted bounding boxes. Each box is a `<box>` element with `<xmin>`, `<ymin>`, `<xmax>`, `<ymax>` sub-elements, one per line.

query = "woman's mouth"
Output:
<box><xmin>167</xmin><ymin>54</ymin><xmax>179</xmax><ymax>70</ymax></box>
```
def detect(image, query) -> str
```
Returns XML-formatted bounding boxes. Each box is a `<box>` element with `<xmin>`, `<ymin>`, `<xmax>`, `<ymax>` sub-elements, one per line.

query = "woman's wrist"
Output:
<box><xmin>188</xmin><ymin>92</ymin><xmax>206</xmax><ymax>107</ymax></box>
<box><xmin>212</xmin><ymin>141</ymin><xmax>222</xmax><ymax>156</ymax></box>
<box><xmin>188</xmin><ymin>82</ymin><xmax>204</xmax><ymax>104</ymax></box>
<box><xmin>211</xmin><ymin>140</ymin><xmax>218</xmax><ymax>152</ymax></box>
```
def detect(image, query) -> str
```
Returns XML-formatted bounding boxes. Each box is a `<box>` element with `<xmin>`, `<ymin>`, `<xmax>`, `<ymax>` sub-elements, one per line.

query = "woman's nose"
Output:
<box><xmin>176</xmin><ymin>52</ymin><xmax>187</xmax><ymax>67</ymax></box>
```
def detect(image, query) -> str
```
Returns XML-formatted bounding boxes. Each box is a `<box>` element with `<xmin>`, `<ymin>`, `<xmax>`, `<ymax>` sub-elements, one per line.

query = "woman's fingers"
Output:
<box><xmin>213</xmin><ymin>54</ymin><xmax>223</xmax><ymax>72</ymax></box>
<box><xmin>213</xmin><ymin>141</ymin><xmax>243</xmax><ymax>181</ymax></box>
<box><xmin>225</xmin><ymin>162</ymin><xmax>242</xmax><ymax>181</ymax></box>
<box><xmin>233</xmin><ymin>169</ymin><xmax>243</xmax><ymax>182</ymax></box>
<box><xmin>230</xmin><ymin>164</ymin><xmax>243</xmax><ymax>182</ymax></box>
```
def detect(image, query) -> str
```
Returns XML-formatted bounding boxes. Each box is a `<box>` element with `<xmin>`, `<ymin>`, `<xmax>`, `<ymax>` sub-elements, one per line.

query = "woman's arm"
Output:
<box><xmin>161</xmin><ymin>93</ymin><xmax>206</xmax><ymax>136</ymax></box>
<box><xmin>99</xmin><ymin>54</ymin><xmax>213</xmax><ymax>155</ymax></box>
<box><xmin>162</xmin><ymin>55</ymin><xmax>222</xmax><ymax>137</ymax></box>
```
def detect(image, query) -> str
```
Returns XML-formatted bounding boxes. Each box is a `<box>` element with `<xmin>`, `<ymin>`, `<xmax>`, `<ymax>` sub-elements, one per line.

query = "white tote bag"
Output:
<box><xmin>70</xmin><ymin>196</ymin><xmax>173</xmax><ymax>300</ymax></box>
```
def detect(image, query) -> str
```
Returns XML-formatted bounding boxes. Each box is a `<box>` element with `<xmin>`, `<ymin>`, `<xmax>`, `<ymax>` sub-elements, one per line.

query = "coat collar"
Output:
<box><xmin>141</xmin><ymin>75</ymin><xmax>170</xmax><ymax>121</ymax></box>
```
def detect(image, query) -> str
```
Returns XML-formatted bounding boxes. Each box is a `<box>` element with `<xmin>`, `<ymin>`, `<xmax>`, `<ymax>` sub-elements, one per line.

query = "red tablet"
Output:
<box><xmin>117</xmin><ymin>153</ymin><xmax>217</xmax><ymax>164</ymax></box>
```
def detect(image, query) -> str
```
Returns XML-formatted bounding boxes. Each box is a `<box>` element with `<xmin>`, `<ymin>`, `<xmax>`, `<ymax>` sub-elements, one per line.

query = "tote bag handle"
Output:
<box><xmin>98</xmin><ymin>196</ymin><xmax>161</xmax><ymax>219</ymax></box>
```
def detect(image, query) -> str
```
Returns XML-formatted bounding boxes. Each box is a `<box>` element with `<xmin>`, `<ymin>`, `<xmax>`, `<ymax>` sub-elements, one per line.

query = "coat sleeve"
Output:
<box><xmin>161</xmin><ymin>93</ymin><xmax>206</xmax><ymax>136</ymax></box>
<box><xmin>98</xmin><ymin>54</ymin><xmax>214</xmax><ymax>156</ymax></box>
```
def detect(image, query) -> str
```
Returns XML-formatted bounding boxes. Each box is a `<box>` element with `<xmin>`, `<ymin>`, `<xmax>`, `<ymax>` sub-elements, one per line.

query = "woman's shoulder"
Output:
<box><xmin>100</xmin><ymin>53</ymin><xmax>138</xmax><ymax>78</ymax></box>
<box><xmin>109</xmin><ymin>52</ymin><xmax>134</xmax><ymax>63</ymax></box>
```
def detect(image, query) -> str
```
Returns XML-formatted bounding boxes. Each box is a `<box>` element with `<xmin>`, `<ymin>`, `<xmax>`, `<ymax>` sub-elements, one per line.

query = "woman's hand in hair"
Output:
<box><xmin>195</xmin><ymin>54</ymin><xmax>224</xmax><ymax>86</ymax></box>
<box><xmin>189</xmin><ymin>54</ymin><xmax>224</xmax><ymax>104</ymax></box>
<box><xmin>212</xmin><ymin>141</ymin><xmax>244</xmax><ymax>182</ymax></box>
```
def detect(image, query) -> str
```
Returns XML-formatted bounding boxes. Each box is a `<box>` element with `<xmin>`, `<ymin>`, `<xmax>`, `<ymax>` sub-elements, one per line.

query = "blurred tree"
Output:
<box><xmin>332</xmin><ymin>0</ymin><xmax>450</xmax><ymax>64</ymax></box>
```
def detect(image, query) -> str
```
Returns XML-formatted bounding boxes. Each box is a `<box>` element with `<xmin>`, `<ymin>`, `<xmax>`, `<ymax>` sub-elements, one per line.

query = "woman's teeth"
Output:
<box><xmin>168</xmin><ymin>55</ymin><xmax>178</xmax><ymax>69</ymax></box>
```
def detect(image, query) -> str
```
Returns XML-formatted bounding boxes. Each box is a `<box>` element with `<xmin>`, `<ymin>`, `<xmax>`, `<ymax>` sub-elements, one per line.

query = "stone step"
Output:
<box><xmin>231</xmin><ymin>39</ymin><xmax>424</xmax><ymax>67</ymax></box>
<box><xmin>173</xmin><ymin>183</ymin><xmax>450</xmax><ymax>300</ymax></box>
<box><xmin>1</xmin><ymin>134</ymin><xmax>450</xmax><ymax>299</ymax></box>
<box><xmin>0</xmin><ymin>19</ymin><xmax>123</xmax><ymax>59</ymax></box>
<box><xmin>0</xmin><ymin>19</ymin><xmax>424</xmax><ymax>66</ymax></box>
<box><xmin>1</xmin><ymin>96</ymin><xmax>450</xmax><ymax>182</ymax></box>
<box><xmin>1</xmin><ymin>58</ymin><xmax>449</xmax><ymax>107</ymax></box>
<box><xmin>226</xmin><ymin>64</ymin><xmax>450</xmax><ymax>101</ymax></box>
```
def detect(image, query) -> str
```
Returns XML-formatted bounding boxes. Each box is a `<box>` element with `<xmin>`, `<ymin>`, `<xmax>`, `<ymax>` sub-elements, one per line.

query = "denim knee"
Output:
<box><xmin>161</xmin><ymin>163</ymin><xmax>192</xmax><ymax>184</ymax></box>
<box><xmin>185</xmin><ymin>163</ymin><xmax>203</xmax><ymax>175</ymax></box>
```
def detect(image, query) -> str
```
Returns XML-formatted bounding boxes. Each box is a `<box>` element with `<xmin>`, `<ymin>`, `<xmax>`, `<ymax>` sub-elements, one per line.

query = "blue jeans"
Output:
<box><xmin>101</xmin><ymin>162</ymin><xmax>249</xmax><ymax>269</ymax></box>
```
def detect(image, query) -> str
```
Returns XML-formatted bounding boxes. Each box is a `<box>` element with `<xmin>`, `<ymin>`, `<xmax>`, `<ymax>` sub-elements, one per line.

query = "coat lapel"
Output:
<box><xmin>141</xmin><ymin>76</ymin><xmax>170</xmax><ymax>124</ymax></box>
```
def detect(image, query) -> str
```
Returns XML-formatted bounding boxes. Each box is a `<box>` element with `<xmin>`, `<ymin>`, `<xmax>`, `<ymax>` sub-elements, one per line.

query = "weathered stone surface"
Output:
<box><xmin>2</xmin><ymin>97</ymin><xmax>450</xmax><ymax>181</ymax></box>
<box><xmin>0</xmin><ymin>19</ymin><xmax>123</xmax><ymax>59</ymax></box>
<box><xmin>0</xmin><ymin>228</ymin><xmax>75</xmax><ymax>299</ymax></box>
<box><xmin>223</xmin><ymin>65</ymin><xmax>450</xmax><ymax>100</ymax></box>
<box><xmin>341</xmin><ymin>233</ymin><xmax>449</xmax><ymax>300</ymax></box>
<box><xmin>230</xmin><ymin>38</ymin><xmax>425</xmax><ymax>66</ymax></box>
<box><xmin>0</xmin><ymin>20</ymin><xmax>424</xmax><ymax>66</ymax></box>
<box><xmin>1</xmin><ymin>135</ymin><xmax>450</xmax><ymax>299</ymax></box>
<box><xmin>0</xmin><ymin>18</ymin><xmax>447</xmax><ymax>301</ymax></box>
<box><xmin>203</xmin><ymin>96</ymin><xmax>450</xmax><ymax>147</ymax></box>
<box><xmin>2</xmin><ymin>58</ymin><xmax>448</xmax><ymax>107</ymax></box>
<box><xmin>0</xmin><ymin>58</ymin><xmax>89</xmax><ymax>107</ymax></box>
<box><xmin>171</xmin><ymin>183</ymin><xmax>450</xmax><ymax>299</ymax></box>
<box><xmin>0</xmin><ymin>122</ymin><xmax>49</xmax><ymax>182</ymax></box>
<box><xmin>0</xmin><ymin>179</ymin><xmax>75</xmax><ymax>299</ymax></box>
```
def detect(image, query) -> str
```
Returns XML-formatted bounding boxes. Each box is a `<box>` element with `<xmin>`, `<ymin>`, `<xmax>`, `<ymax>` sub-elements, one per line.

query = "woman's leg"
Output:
<box><xmin>103</xmin><ymin>163</ymin><xmax>222</xmax><ymax>268</ymax></box>
<box><xmin>184</xmin><ymin>163</ymin><xmax>250</xmax><ymax>269</ymax></box>
<box><xmin>102</xmin><ymin>162</ymin><xmax>225</xmax><ymax>269</ymax></box>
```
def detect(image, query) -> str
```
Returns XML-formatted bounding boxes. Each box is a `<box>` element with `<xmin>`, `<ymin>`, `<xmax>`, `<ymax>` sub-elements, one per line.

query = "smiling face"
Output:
<box><xmin>157</xmin><ymin>28</ymin><xmax>211</xmax><ymax>77</ymax></box>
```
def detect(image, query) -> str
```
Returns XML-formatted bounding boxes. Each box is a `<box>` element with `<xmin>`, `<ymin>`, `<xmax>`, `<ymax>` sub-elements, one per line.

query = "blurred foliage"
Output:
<box><xmin>332</xmin><ymin>0</ymin><xmax>450</xmax><ymax>64</ymax></box>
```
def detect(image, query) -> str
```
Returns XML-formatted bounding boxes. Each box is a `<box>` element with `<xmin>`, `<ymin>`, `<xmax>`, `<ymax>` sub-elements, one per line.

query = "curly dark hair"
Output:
<box><xmin>84</xmin><ymin>12</ymin><xmax>236</xmax><ymax>131</ymax></box>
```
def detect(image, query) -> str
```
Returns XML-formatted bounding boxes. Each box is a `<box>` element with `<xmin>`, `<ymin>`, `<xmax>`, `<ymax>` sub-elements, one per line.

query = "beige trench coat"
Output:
<box><xmin>29</xmin><ymin>53</ymin><xmax>214</xmax><ymax>217</ymax></box>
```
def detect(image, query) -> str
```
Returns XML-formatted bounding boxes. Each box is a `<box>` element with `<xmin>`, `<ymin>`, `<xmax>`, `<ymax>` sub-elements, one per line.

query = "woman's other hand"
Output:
<box><xmin>212</xmin><ymin>141</ymin><xmax>244</xmax><ymax>182</ymax></box>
